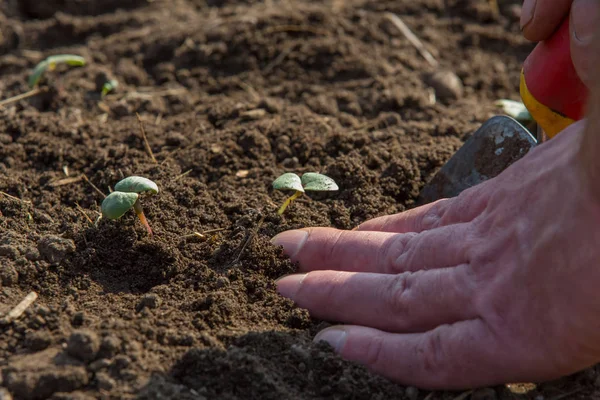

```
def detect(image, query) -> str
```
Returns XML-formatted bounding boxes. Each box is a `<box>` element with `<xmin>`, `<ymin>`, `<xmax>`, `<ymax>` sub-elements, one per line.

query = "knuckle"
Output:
<box><xmin>418</xmin><ymin>328</ymin><xmax>448</xmax><ymax>374</ymax></box>
<box><xmin>383</xmin><ymin>273</ymin><xmax>413</xmax><ymax>317</ymax></box>
<box><xmin>363</xmin><ymin>334</ymin><xmax>385</xmax><ymax>369</ymax></box>
<box><xmin>418</xmin><ymin>200</ymin><xmax>446</xmax><ymax>230</ymax></box>
<box><xmin>390</xmin><ymin>232</ymin><xmax>419</xmax><ymax>271</ymax></box>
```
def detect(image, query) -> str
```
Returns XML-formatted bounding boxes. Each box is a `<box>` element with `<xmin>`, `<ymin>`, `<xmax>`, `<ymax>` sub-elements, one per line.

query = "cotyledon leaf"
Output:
<box><xmin>28</xmin><ymin>55</ymin><xmax>86</xmax><ymax>88</ymax></box>
<box><xmin>114</xmin><ymin>176</ymin><xmax>159</xmax><ymax>194</ymax></box>
<box><xmin>273</xmin><ymin>173</ymin><xmax>304</xmax><ymax>192</ymax></box>
<box><xmin>301</xmin><ymin>173</ymin><xmax>339</xmax><ymax>192</ymax></box>
<box><xmin>101</xmin><ymin>192</ymin><xmax>139</xmax><ymax>220</ymax></box>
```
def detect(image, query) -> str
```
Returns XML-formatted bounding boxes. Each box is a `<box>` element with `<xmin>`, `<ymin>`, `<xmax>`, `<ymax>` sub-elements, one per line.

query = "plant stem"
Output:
<box><xmin>277</xmin><ymin>190</ymin><xmax>303</xmax><ymax>215</ymax></box>
<box><xmin>133</xmin><ymin>199</ymin><xmax>153</xmax><ymax>236</ymax></box>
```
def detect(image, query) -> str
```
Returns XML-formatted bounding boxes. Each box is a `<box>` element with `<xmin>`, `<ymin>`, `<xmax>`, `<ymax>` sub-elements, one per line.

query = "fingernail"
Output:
<box><xmin>520</xmin><ymin>0</ymin><xmax>536</xmax><ymax>30</ymax></box>
<box><xmin>314</xmin><ymin>326</ymin><xmax>347</xmax><ymax>352</ymax></box>
<box><xmin>572</xmin><ymin>0</ymin><xmax>599</xmax><ymax>43</ymax></box>
<box><xmin>271</xmin><ymin>230</ymin><xmax>308</xmax><ymax>259</ymax></box>
<box><xmin>275</xmin><ymin>273</ymin><xmax>307</xmax><ymax>299</ymax></box>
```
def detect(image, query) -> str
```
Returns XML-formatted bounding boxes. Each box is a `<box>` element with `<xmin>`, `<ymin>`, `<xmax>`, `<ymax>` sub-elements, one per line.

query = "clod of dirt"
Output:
<box><xmin>94</xmin><ymin>372</ymin><xmax>116</xmax><ymax>391</ymax></box>
<box><xmin>424</xmin><ymin>69</ymin><xmax>464</xmax><ymax>102</ymax></box>
<box><xmin>98</xmin><ymin>335</ymin><xmax>121</xmax><ymax>359</ymax></box>
<box><xmin>3</xmin><ymin>348</ymin><xmax>88</xmax><ymax>400</ymax></box>
<box><xmin>66</xmin><ymin>330</ymin><xmax>100</xmax><ymax>363</ymax></box>
<box><xmin>0</xmin><ymin>264</ymin><xmax>18</xmax><ymax>286</ymax></box>
<box><xmin>136</xmin><ymin>293</ymin><xmax>162</xmax><ymax>311</ymax></box>
<box><xmin>0</xmin><ymin>245</ymin><xmax>19</xmax><ymax>259</ymax></box>
<box><xmin>37</xmin><ymin>236</ymin><xmax>76</xmax><ymax>265</ymax></box>
<box><xmin>24</xmin><ymin>331</ymin><xmax>52</xmax><ymax>352</ymax></box>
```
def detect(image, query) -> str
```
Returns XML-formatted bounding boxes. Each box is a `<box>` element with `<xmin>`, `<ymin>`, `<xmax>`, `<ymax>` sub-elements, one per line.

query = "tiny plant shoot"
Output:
<box><xmin>28</xmin><ymin>54</ymin><xmax>86</xmax><ymax>88</ymax></box>
<box><xmin>272</xmin><ymin>172</ymin><xmax>338</xmax><ymax>215</ymax></box>
<box><xmin>495</xmin><ymin>99</ymin><xmax>533</xmax><ymax>126</ymax></box>
<box><xmin>101</xmin><ymin>176</ymin><xmax>159</xmax><ymax>235</ymax></box>
<box><xmin>101</xmin><ymin>79</ymin><xmax>118</xmax><ymax>98</ymax></box>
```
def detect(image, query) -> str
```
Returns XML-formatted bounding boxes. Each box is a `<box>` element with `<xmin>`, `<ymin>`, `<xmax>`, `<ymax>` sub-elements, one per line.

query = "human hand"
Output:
<box><xmin>274</xmin><ymin>119</ymin><xmax>600</xmax><ymax>389</ymax></box>
<box><xmin>521</xmin><ymin>0</ymin><xmax>598</xmax><ymax>84</ymax></box>
<box><xmin>271</xmin><ymin>5</ymin><xmax>600</xmax><ymax>388</ymax></box>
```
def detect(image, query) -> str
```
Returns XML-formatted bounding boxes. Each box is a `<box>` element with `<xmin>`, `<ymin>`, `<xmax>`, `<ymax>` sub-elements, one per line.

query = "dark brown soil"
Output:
<box><xmin>0</xmin><ymin>0</ymin><xmax>598</xmax><ymax>399</ymax></box>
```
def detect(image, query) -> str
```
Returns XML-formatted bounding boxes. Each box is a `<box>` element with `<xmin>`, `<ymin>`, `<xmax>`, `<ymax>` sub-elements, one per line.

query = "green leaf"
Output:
<box><xmin>101</xmin><ymin>192</ymin><xmax>139</xmax><ymax>219</ymax></box>
<box><xmin>46</xmin><ymin>54</ymin><xmax>86</xmax><ymax>67</ymax></box>
<box><xmin>495</xmin><ymin>99</ymin><xmax>532</xmax><ymax>125</ymax></box>
<box><xmin>301</xmin><ymin>173</ymin><xmax>338</xmax><ymax>192</ymax></box>
<box><xmin>101</xmin><ymin>79</ymin><xmax>118</xmax><ymax>97</ymax></box>
<box><xmin>114</xmin><ymin>176</ymin><xmax>159</xmax><ymax>194</ymax></box>
<box><xmin>273</xmin><ymin>173</ymin><xmax>304</xmax><ymax>192</ymax></box>
<box><xmin>28</xmin><ymin>54</ymin><xmax>86</xmax><ymax>88</ymax></box>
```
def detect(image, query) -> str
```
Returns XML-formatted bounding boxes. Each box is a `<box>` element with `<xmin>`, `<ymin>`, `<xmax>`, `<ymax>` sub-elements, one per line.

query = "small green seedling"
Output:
<box><xmin>28</xmin><ymin>54</ymin><xmax>86</xmax><ymax>88</ymax></box>
<box><xmin>495</xmin><ymin>99</ymin><xmax>533</xmax><ymax>125</ymax></box>
<box><xmin>101</xmin><ymin>176</ymin><xmax>159</xmax><ymax>235</ymax></box>
<box><xmin>272</xmin><ymin>172</ymin><xmax>338</xmax><ymax>215</ymax></box>
<box><xmin>101</xmin><ymin>79</ymin><xmax>118</xmax><ymax>98</ymax></box>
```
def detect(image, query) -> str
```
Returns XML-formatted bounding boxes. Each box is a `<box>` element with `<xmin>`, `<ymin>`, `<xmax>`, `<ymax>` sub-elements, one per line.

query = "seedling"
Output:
<box><xmin>272</xmin><ymin>172</ymin><xmax>338</xmax><ymax>215</ymax></box>
<box><xmin>101</xmin><ymin>79</ymin><xmax>118</xmax><ymax>97</ymax></box>
<box><xmin>28</xmin><ymin>54</ymin><xmax>86</xmax><ymax>88</ymax></box>
<box><xmin>101</xmin><ymin>176</ymin><xmax>158</xmax><ymax>235</ymax></box>
<box><xmin>495</xmin><ymin>99</ymin><xmax>533</xmax><ymax>126</ymax></box>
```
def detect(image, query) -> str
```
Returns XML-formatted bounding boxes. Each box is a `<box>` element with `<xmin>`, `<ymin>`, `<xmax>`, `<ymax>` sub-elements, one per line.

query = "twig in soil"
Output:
<box><xmin>182</xmin><ymin>228</ymin><xmax>227</xmax><ymax>240</ymax></box>
<box><xmin>263</xmin><ymin>25</ymin><xmax>330</xmax><ymax>36</ymax></box>
<box><xmin>49</xmin><ymin>175</ymin><xmax>84</xmax><ymax>187</ymax></box>
<box><xmin>136</xmin><ymin>113</ymin><xmax>158</xmax><ymax>164</ymax></box>
<box><xmin>82</xmin><ymin>174</ymin><xmax>106</xmax><ymax>198</ymax></box>
<box><xmin>175</xmin><ymin>169</ymin><xmax>193</xmax><ymax>181</ymax></box>
<box><xmin>383</xmin><ymin>12</ymin><xmax>439</xmax><ymax>68</ymax></box>
<box><xmin>75</xmin><ymin>202</ymin><xmax>94</xmax><ymax>224</ymax></box>
<box><xmin>230</xmin><ymin>215</ymin><xmax>265</xmax><ymax>266</ymax></box>
<box><xmin>0</xmin><ymin>87</ymin><xmax>48</xmax><ymax>108</ymax></box>
<box><xmin>0</xmin><ymin>190</ymin><xmax>32</xmax><ymax>204</ymax></box>
<box><xmin>263</xmin><ymin>44</ymin><xmax>296</xmax><ymax>74</ymax></box>
<box><xmin>1</xmin><ymin>292</ymin><xmax>38</xmax><ymax>325</ymax></box>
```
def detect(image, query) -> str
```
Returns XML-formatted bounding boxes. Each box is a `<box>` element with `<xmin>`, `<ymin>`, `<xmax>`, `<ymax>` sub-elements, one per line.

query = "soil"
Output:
<box><xmin>0</xmin><ymin>0</ymin><xmax>598</xmax><ymax>399</ymax></box>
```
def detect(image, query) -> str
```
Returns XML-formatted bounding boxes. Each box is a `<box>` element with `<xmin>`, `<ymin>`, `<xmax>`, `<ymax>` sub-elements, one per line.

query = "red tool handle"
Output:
<box><xmin>522</xmin><ymin>17</ymin><xmax>588</xmax><ymax>120</ymax></box>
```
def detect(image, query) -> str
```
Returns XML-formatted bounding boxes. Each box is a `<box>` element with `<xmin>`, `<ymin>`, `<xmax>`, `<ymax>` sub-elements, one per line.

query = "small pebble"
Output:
<box><xmin>424</xmin><ymin>69</ymin><xmax>464</xmax><ymax>102</ymax></box>
<box><xmin>37</xmin><ymin>236</ymin><xmax>76</xmax><ymax>265</ymax></box>
<box><xmin>95</xmin><ymin>372</ymin><xmax>116</xmax><ymax>391</ymax></box>
<box><xmin>136</xmin><ymin>293</ymin><xmax>162</xmax><ymax>312</ymax></box>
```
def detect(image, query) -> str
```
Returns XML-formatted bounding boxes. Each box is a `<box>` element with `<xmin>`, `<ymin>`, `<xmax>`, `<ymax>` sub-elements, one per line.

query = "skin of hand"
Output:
<box><xmin>271</xmin><ymin>1</ymin><xmax>600</xmax><ymax>390</ymax></box>
<box><xmin>521</xmin><ymin>0</ymin><xmax>598</xmax><ymax>84</ymax></box>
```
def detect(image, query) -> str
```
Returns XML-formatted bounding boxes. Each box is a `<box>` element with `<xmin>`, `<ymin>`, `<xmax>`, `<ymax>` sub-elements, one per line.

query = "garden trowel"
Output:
<box><xmin>419</xmin><ymin>17</ymin><xmax>588</xmax><ymax>204</ymax></box>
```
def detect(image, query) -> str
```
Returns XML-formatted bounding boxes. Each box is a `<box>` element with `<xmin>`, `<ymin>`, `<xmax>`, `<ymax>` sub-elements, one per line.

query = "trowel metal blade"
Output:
<box><xmin>418</xmin><ymin>116</ymin><xmax>537</xmax><ymax>204</ymax></box>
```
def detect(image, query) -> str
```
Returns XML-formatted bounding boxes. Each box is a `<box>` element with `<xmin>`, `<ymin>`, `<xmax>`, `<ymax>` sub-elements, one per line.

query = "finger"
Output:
<box><xmin>272</xmin><ymin>224</ymin><xmax>471</xmax><ymax>274</ymax></box>
<box><xmin>570</xmin><ymin>0</ymin><xmax>599</xmax><ymax>85</ymax></box>
<box><xmin>356</xmin><ymin>185</ymin><xmax>489</xmax><ymax>233</ymax></box>
<box><xmin>277</xmin><ymin>264</ymin><xmax>477</xmax><ymax>333</ymax></box>
<box><xmin>521</xmin><ymin>0</ymin><xmax>572</xmax><ymax>42</ymax></box>
<box><xmin>314</xmin><ymin>320</ymin><xmax>514</xmax><ymax>389</ymax></box>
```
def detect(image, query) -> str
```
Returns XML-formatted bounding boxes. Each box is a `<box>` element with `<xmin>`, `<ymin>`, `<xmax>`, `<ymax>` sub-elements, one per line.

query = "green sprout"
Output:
<box><xmin>272</xmin><ymin>172</ymin><xmax>338</xmax><ymax>215</ymax></box>
<box><xmin>495</xmin><ymin>99</ymin><xmax>533</xmax><ymax>125</ymax></box>
<box><xmin>101</xmin><ymin>79</ymin><xmax>118</xmax><ymax>98</ymax></box>
<box><xmin>101</xmin><ymin>176</ymin><xmax>159</xmax><ymax>235</ymax></box>
<box><xmin>28</xmin><ymin>54</ymin><xmax>86</xmax><ymax>88</ymax></box>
